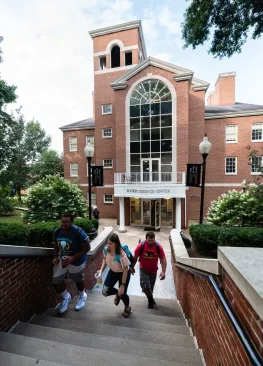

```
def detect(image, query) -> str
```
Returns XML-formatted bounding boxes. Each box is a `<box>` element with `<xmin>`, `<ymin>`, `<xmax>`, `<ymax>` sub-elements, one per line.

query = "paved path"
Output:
<box><xmin>94</xmin><ymin>219</ymin><xmax>176</xmax><ymax>299</ymax></box>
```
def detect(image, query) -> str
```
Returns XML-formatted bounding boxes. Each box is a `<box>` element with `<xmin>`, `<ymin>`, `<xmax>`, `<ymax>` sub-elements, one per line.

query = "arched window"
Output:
<box><xmin>111</xmin><ymin>45</ymin><xmax>120</xmax><ymax>68</ymax></box>
<box><xmin>129</xmin><ymin>79</ymin><xmax>172</xmax><ymax>180</ymax></box>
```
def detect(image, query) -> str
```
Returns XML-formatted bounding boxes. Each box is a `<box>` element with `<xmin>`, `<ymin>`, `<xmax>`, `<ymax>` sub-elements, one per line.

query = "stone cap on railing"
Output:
<box><xmin>0</xmin><ymin>226</ymin><xmax>113</xmax><ymax>258</ymax></box>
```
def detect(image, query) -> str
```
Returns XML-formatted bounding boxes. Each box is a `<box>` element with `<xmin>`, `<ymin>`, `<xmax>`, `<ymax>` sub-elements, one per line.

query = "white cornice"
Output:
<box><xmin>89</xmin><ymin>20</ymin><xmax>147</xmax><ymax>59</ymax></box>
<box><xmin>205</xmin><ymin>109</ymin><xmax>263</xmax><ymax>120</ymax></box>
<box><xmin>95</xmin><ymin>64</ymin><xmax>137</xmax><ymax>75</ymax></box>
<box><xmin>60</xmin><ymin>126</ymin><xmax>95</xmax><ymax>132</ymax></box>
<box><xmin>174</xmin><ymin>72</ymin><xmax>193</xmax><ymax>82</ymax></box>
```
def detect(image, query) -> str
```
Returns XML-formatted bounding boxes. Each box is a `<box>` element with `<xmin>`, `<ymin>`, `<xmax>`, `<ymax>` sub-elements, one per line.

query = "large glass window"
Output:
<box><xmin>129</xmin><ymin>79</ymin><xmax>172</xmax><ymax>175</ymax></box>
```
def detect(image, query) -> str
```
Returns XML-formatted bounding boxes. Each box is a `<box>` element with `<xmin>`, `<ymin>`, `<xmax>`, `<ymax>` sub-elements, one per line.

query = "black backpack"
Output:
<box><xmin>138</xmin><ymin>239</ymin><xmax>161</xmax><ymax>262</ymax></box>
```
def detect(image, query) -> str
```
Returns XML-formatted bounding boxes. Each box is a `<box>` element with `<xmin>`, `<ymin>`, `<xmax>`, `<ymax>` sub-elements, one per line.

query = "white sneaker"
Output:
<box><xmin>75</xmin><ymin>292</ymin><xmax>87</xmax><ymax>311</ymax></box>
<box><xmin>58</xmin><ymin>293</ymin><xmax>71</xmax><ymax>314</ymax></box>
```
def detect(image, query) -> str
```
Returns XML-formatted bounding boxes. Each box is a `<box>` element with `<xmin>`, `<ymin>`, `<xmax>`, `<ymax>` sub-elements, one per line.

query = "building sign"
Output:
<box><xmin>92</xmin><ymin>166</ymin><xmax>104</xmax><ymax>186</ymax></box>
<box><xmin>186</xmin><ymin>164</ymin><xmax>201</xmax><ymax>187</ymax></box>
<box><xmin>126</xmin><ymin>188</ymin><xmax>171</xmax><ymax>195</ymax></box>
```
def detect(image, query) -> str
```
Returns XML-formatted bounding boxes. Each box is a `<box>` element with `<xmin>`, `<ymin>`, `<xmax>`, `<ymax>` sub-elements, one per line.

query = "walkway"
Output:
<box><xmin>95</xmin><ymin>219</ymin><xmax>176</xmax><ymax>299</ymax></box>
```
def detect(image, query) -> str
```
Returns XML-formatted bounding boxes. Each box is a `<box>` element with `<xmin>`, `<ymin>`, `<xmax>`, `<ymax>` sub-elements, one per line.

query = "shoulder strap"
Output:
<box><xmin>139</xmin><ymin>240</ymin><xmax>145</xmax><ymax>258</ymax></box>
<box><xmin>103</xmin><ymin>246</ymin><xmax>108</xmax><ymax>255</ymax></box>
<box><xmin>54</xmin><ymin>227</ymin><xmax>61</xmax><ymax>240</ymax></box>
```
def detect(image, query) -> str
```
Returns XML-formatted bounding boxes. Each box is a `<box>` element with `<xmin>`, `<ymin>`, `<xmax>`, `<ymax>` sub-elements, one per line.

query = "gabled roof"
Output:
<box><xmin>60</xmin><ymin>117</ymin><xmax>95</xmax><ymax>131</ymax></box>
<box><xmin>205</xmin><ymin>102</ymin><xmax>263</xmax><ymax>119</ymax></box>
<box><xmin>110</xmin><ymin>56</ymin><xmax>209</xmax><ymax>92</ymax></box>
<box><xmin>89</xmin><ymin>20</ymin><xmax>147</xmax><ymax>59</ymax></box>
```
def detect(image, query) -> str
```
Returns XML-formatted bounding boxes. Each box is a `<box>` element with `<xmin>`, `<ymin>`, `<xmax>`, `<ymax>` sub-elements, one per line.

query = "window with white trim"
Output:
<box><xmin>87</xmin><ymin>192</ymin><xmax>96</xmax><ymax>206</ymax></box>
<box><xmin>99</xmin><ymin>56</ymin><xmax>106</xmax><ymax>70</ymax></box>
<box><xmin>102</xmin><ymin>128</ymin><xmax>112</xmax><ymax>138</ymax></box>
<box><xmin>225</xmin><ymin>157</ymin><xmax>237</xmax><ymax>175</ymax></box>
<box><xmin>70</xmin><ymin>163</ymin><xmax>78</xmax><ymax>177</ymax></box>
<box><xmin>86</xmin><ymin>135</ymin><xmax>94</xmax><ymax>147</ymax></box>
<box><xmin>103</xmin><ymin>159</ymin><xmax>113</xmax><ymax>168</ymax></box>
<box><xmin>102</xmin><ymin>104</ymin><xmax>112</xmax><ymax>115</ymax></box>
<box><xmin>69</xmin><ymin>136</ymin><xmax>77</xmax><ymax>152</ymax></box>
<box><xmin>252</xmin><ymin>123</ymin><xmax>263</xmax><ymax>141</ymax></box>
<box><xmin>87</xmin><ymin>162</ymin><xmax>95</xmax><ymax>177</ymax></box>
<box><xmin>226</xmin><ymin>125</ymin><xmax>238</xmax><ymax>143</ymax></box>
<box><xmin>104</xmin><ymin>194</ymin><xmax>114</xmax><ymax>204</ymax></box>
<box><xmin>251</xmin><ymin>156</ymin><xmax>263</xmax><ymax>174</ymax></box>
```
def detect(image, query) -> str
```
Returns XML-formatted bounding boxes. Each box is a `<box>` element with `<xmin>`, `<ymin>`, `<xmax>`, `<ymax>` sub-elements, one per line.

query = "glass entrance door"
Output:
<box><xmin>142</xmin><ymin>199</ymin><xmax>161</xmax><ymax>228</ymax></box>
<box><xmin>142</xmin><ymin>200</ymin><xmax>151</xmax><ymax>226</ymax></box>
<box><xmin>141</xmin><ymin>159</ymin><xmax>160</xmax><ymax>182</ymax></box>
<box><xmin>155</xmin><ymin>200</ymin><xmax>161</xmax><ymax>229</ymax></box>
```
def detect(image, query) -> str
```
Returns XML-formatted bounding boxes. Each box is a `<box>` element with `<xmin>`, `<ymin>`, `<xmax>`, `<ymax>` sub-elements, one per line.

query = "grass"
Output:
<box><xmin>0</xmin><ymin>210</ymin><xmax>24</xmax><ymax>223</ymax></box>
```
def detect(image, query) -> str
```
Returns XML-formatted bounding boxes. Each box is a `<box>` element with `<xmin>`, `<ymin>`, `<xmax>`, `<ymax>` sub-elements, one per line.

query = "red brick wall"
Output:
<box><xmin>172</xmin><ymin>261</ymin><xmax>263</xmax><ymax>365</ymax></box>
<box><xmin>0</xmin><ymin>248</ymin><xmax>104</xmax><ymax>332</ymax></box>
<box><xmin>208</xmin><ymin>73</ymin><xmax>235</xmax><ymax>105</ymax></box>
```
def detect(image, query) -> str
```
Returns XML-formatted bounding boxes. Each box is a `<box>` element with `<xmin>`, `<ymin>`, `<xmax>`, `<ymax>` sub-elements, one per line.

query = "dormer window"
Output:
<box><xmin>125</xmin><ymin>51</ymin><xmax>132</xmax><ymax>66</ymax></box>
<box><xmin>111</xmin><ymin>46</ymin><xmax>120</xmax><ymax>68</ymax></box>
<box><xmin>99</xmin><ymin>56</ymin><xmax>106</xmax><ymax>70</ymax></box>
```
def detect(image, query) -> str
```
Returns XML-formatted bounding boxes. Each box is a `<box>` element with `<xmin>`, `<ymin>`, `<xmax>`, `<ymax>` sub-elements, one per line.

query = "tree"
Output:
<box><xmin>29</xmin><ymin>150</ymin><xmax>64</xmax><ymax>184</ymax></box>
<box><xmin>182</xmin><ymin>0</ymin><xmax>263</xmax><ymax>58</ymax></box>
<box><xmin>0</xmin><ymin>186</ymin><xmax>15</xmax><ymax>215</ymax></box>
<box><xmin>247</xmin><ymin>145</ymin><xmax>263</xmax><ymax>184</ymax></box>
<box><xmin>0</xmin><ymin>119</ymin><xmax>51</xmax><ymax>198</ymax></box>
<box><xmin>0</xmin><ymin>36</ymin><xmax>19</xmax><ymax>170</ymax></box>
<box><xmin>23</xmin><ymin>175</ymin><xmax>88</xmax><ymax>223</ymax></box>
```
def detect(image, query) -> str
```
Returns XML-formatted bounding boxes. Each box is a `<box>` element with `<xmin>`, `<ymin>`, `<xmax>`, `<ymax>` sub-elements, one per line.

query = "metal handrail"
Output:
<box><xmin>175</xmin><ymin>262</ymin><xmax>263</xmax><ymax>366</ymax></box>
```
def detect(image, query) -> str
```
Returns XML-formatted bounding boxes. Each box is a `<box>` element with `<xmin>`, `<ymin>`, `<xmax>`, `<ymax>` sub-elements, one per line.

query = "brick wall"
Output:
<box><xmin>172</xmin><ymin>261</ymin><xmax>263</xmax><ymax>365</ymax></box>
<box><xmin>0</xmin><ymin>248</ymin><xmax>104</xmax><ymax>332</ymax></box>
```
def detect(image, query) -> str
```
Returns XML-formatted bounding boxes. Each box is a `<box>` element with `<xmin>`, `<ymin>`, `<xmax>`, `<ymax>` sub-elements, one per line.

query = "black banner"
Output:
<box><xmin>186</xmin><ymin>164</ymin><xmax>201</xmax><ymax>187</ymax></box>
<box><xmin>91</xmin><ymin>166</ymin><xmax>104</xmax><ymax>187</ymax></box>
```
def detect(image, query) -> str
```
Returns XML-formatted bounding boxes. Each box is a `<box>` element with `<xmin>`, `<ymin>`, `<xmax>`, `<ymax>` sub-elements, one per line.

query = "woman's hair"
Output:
<box><xmin>108</xmin><ymin>233</ymin><xmax>121</xmax><ymax>255</ymax></box>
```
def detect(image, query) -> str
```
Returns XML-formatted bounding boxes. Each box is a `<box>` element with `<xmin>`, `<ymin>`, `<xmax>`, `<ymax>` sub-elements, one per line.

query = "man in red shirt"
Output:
<box><xmin>132</xmin><ymin>231</ymin><xmax>167</xmax><ymax>308</ymax></box>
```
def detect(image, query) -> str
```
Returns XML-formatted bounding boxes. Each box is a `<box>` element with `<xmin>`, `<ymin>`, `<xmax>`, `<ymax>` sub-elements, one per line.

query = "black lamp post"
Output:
<box><xmin>199</xmin><ymin>135</ymin><xmax>212</xmax><ymax>224</ymax></box>
<box><xmin>84</xmin><ymin>144</ymin><xmax>94</xmax><ymax>220</ymax></box>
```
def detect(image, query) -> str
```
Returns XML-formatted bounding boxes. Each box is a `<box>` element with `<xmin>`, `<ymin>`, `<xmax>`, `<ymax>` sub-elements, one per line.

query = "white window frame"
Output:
<box><xmin>252</xmin><ymin>123</ymin><xmax>263</xmax><ymax>142</ymax></box>
<box><xmin>103</xmin><ymin>159</ymin><xmax>113</xmax><ymax>169</ymax></box>
<box><xmin>70</xmin><ymin>163</ymin><xmax>78</xmax><ymax>177</ymax></box>
<box><xmin>86</xmin><ymin>135</ymin><xmax>94</xmax><ymax>147</ymax></box>
<box><xmin>225</xmin><ymin>157</ymin><xmax>237</xmax><ymax>175</ymax></box>
<box><xmin>69</xmin><ymin>136</ymin><xmax>77</xmax><ymax>152</ymax></box>
<box><xmin>102</xmin><ymin>128</ymin><xmax>112</xmax><ymax>138</ymax></box>
<box><xmin>87</xmin><ymin>162</ymin><xmax>95</xmax><ymax>177</ymax></box>
<box><xmin>102</xmin><ymin>104</ymin><xmax>112</xmax><ymax>115</ymax></box>
<box><xmin>226</xmin><ymin>125</ymin><xmax>238</xmax><ymax>143</ymax></box>
<box><xmin>251</xmin><ymin>156</ymin><xmax>263</xmax><ymax>175</ymax></box>
<box><xmin>99</xmin><ymin>55</ymin><xmax>106</xmax><ymax>70</ymax></box>
<box><xmin>104</xmin><ymin>194</ymin><xmax>114</xmax><ymax>204</ymax></box>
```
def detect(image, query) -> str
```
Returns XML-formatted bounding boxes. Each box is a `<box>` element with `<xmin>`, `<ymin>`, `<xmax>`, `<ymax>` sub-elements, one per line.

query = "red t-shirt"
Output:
<box><xmin>134</xmin><ymin>241</ymin><xmax>165</xmax><ymax>274</ymax></box>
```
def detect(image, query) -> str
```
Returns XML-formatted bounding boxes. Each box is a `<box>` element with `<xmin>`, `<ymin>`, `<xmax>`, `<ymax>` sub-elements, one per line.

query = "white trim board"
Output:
<box><xmin>95</xmin><ymin>64</ymin><xmax>137</xmax><ymax>75</ymax></box>
<box><xmin>94</xmin><ymin>44</ymin><xmax>138</xmax><ymax>57</ymax></box>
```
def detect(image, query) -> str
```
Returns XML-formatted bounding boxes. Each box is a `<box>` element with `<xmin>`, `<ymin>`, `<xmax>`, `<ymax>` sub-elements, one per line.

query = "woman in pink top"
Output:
<box><xmin>97</xmin><ymin>233</ymin><xmax>131</xmax><ymax>318</ymax></box>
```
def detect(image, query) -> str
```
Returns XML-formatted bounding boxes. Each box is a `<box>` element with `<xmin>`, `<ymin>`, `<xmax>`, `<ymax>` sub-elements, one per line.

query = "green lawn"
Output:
<box><xmin>0</xmin><ymin>210</ymin><xmax>24</xmax><ymax>223</ymax></box>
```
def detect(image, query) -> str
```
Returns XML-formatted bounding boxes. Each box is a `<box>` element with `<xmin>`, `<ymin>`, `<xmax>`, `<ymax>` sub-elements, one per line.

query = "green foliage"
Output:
<box><xmin>29</xmin><ymin>150</ymin><xmax>64</xmax><ymax>185</ymax></box>
<box><xmin>206</xmin><ymin>187</ymin><xmax>263</xmax><ymax>227</ymax></box>
<box><xmin>189</xmin><ymin>224</ymin><xmax>220</xmax><ymax>253</ymax></box>
<box><xmin>0</xmin><ymin>221</ymin><xmax>28</xmax><ymax>246</ymax></box>
<box><xmin>0</xmin><ymin>186</ymin><xmax>15</xmax><ymax>214</ymax></box>
<box><xmin>91</xmin><ymin>218</ymin><xmax>99</xmax><ymax>230</ymax></box>
<box><xmin>27</xmin><ymin>221</ymin><xmax>59</xmax><ymax>248</ymax></box>
<box><xmin>247</xmin><ymin>145</ymin><xmax>263</xmax><ymax>184</ymax></box>
<box><xmin>23</xmin><ymin>175</ymin><xmax>88</xmax><ymax>223</ymax></box>
<box><xmin>182</xmin><ymin>0</ymin><xmax>263</xmax><ymax>58</ymax></box>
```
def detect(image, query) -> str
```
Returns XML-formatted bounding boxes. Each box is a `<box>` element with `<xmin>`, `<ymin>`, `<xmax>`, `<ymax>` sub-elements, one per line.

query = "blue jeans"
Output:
<box><xmin>102</xmin><ymin>269</ymin><xmax>131</xmax><ymax>306</ymax></box>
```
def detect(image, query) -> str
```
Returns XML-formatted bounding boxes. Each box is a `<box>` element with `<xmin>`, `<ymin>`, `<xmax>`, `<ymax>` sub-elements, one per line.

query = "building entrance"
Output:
<box><xmin>142</xmin><ymin>199</ymin><xmax>161</xmax><ymax>229</ymax></box>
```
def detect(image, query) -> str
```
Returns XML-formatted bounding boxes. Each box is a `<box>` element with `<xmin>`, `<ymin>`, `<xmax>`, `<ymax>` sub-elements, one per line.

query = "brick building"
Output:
<box><xmin>60</xmin><ymin>20</ymin><xmax>263</xmax><ymax>231</ymax></box>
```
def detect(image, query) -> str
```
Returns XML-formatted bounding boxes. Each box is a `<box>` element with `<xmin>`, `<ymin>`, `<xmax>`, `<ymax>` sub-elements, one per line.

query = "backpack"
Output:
<box><xmin>138</xmin><ymin>239</ymin><xmax>160</xmax><ymax>262</ymax></box>
<box><xmin>54</xmin><ymin>226</ymin><xmax>83</xmax><ymax>250</ymax></box>
<box><xmin>103</xmin><ymin>244</ymin><xmax>135</xmax><ymax>267</ymax></box>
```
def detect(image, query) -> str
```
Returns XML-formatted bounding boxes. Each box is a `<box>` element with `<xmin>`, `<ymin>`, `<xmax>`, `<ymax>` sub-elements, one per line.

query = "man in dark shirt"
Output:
<box><xmin>52</xmin><ymin>213</ymin><xmax>90</xmax><ymax>314</ymax></box>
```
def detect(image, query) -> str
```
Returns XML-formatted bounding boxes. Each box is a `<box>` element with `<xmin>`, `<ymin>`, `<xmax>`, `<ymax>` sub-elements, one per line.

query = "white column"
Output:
<box><xmin>176</xmin><ymin>198</ymin><xmax>181</xmax><ymax>231</ymax></box>
<box><xmin>118</xmin><ymin>197</ymin><xmax>126</xmax><ymax>233</ymax></box>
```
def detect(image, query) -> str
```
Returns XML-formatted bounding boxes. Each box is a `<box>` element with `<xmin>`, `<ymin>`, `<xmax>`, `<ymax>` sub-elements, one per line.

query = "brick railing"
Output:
<box><xmin>0</xmin><ymin>227</ymin><xmax>112</xmax><ymax>332</ymax></box>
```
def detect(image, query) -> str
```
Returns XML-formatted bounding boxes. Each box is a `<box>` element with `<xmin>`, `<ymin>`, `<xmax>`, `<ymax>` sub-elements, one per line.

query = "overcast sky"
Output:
<box><xmin>1</xmin><ymin>0</ymin><xmax>263</xmax><ymax>152</ymax></box>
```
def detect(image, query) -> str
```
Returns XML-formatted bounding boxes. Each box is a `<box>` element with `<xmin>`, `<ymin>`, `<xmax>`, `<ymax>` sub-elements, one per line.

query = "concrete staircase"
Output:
<box><xmin>0</xmin><ymin>292</ymin><xmax>204</xmax><ymax>366</ymax></box>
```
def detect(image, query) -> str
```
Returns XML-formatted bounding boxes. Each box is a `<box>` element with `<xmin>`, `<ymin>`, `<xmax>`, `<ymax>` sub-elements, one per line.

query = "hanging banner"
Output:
<box><xmin>91</xmin><ymin>166</ymin><xmax>104</xmax><ymax>186</ymax></box>
<box><xmin>186</xmin><ymin>164</ymin><xmax>201</xmax><ymax>187</ymax></box>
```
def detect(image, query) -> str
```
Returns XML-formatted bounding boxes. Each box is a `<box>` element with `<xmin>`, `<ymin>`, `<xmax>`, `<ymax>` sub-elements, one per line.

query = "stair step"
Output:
<box><xmin>0</xmin><ymin>351</ymin><xmax>66</xmax><ymax>366</ymax></box>
<box><xmin>46</xmin><ymin>308</ymin><xmax>190</xmax><ymax>335</ymax></box>
<box><xmin>70</xmin><ymin>299</ymin><xmax>183</xmax><ymax>319</ymax></box>
<box><xmin>13</xmin><ymin>322</ymin><xmax>202</xmax><ymax>364</ymax></box>
<box><xmin>0</xmin><ymin>332</ymin><xmax>203</xmax><ymax>366</ymax></box>
<box><xmin>32</xmin><ymin>314</ymin><xmax>195</xmax><ymax>348</ymax></box>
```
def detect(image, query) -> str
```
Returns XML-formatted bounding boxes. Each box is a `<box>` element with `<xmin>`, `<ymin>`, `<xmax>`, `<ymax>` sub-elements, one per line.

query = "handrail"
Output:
<box><xmin>175</xmin><ymin>262</ymin><xmax>263</xmax><ymax>366</ymax></box>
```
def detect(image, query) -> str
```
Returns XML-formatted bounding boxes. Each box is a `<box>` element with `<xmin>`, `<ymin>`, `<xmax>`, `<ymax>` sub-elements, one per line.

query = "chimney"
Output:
<box><xmin>207</xmin><ymin>72</ymin><xmax>236</xmax><ymax>106</ymax></box>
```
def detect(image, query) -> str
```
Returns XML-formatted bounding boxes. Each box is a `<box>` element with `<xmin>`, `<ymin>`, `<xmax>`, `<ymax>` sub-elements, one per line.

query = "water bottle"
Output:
<box><xmin>95</xmin><ymin>271</ymin><xmax>103</xmax><ymax>285</ymax></box>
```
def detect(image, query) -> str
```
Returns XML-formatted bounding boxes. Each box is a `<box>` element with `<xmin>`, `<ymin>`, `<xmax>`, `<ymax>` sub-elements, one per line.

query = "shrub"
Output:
<box><xmin>218</xmin><ymin>227</ymin><xmax>263</xmax><ymax>248</ymax></box>
<box><xmin>74</xmin><ymin>218</ymin><xmax>94</xmax><ymax>233</ymax></box>
<box><xmin>0</xmin><ymin>221</ymin><xmax>28</xmax><ymax>246</ymax></box>
<box><xmin>27</xmin><ymin>221</ymin><xmax>59</xmax><ymax>248</ymax></box>
<box><xmin>91</xmin><ymin>218</ymin><xmax>99</xmax><ymax>230</ymax></box>
<box><xmin>0</xmin><ymin>186</ymin><xmax>15</xmax><ymax>214</ymax></box>
<box><xmin>206</xmin><ymin>186</ymin><xmax>263</xmax><ymax>227</ymax></box>
<box><xmin>24</xmin><ymin>175</ymin><xmax>88</xmax><ymax>223</ymax></box>
<box><xmin>189</xmin><ymin>224</ymin><xmax>221</xmax><ymax>253</ymax></box>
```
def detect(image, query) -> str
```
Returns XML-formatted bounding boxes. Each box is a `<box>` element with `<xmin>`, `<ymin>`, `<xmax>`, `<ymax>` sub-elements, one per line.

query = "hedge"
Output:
<box><xmin>0</xmin><ymin>218</ymin><xmax>97</xmax><ymax>248</ymax></box>
<box><xmin>189</xmin><ymin>224</ymin><xmax>263</xmax><ymax>254</ymax></box>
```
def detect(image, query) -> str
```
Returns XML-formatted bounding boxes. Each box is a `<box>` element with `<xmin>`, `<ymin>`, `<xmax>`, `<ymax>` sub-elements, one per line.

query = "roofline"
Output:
<box><xmin>59</xmin><ymin>126</ymin><xmax>95</xmax><ymax>132</ymax></box>
<box><xmin>89</xmin><ymin>20</ymin><xmax>147</xmax><ymax>59</ymax></box>
<box><xmin>205</xmin><ymin>109</ymin><xmax>263</xmax><ymax>120</ymax></box>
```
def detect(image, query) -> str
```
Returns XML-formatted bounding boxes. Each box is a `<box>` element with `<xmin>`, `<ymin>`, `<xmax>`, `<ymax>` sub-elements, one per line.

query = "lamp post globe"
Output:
<box><xmin>199</xmin><ymin>135</ymin><xmax>212</xmax><ymax>157</ymax></box>
<box><xmin>84</xmin><ymin>144</ymin><xmax>94</xmax><ymax>220</ymax></box>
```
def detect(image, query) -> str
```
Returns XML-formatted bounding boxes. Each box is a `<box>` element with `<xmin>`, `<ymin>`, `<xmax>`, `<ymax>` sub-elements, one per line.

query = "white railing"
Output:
<box><xmin>114</xmin><ymin>172</ymin><xmax>186</xmax><ymax>184</ymax></box>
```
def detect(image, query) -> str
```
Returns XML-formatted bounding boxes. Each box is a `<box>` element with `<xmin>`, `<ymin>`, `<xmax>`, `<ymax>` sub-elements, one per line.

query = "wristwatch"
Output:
<box><xmin>121</xmin><ymin>283</ymin><xmax>126</xmax><ymax>286</ymax></box>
